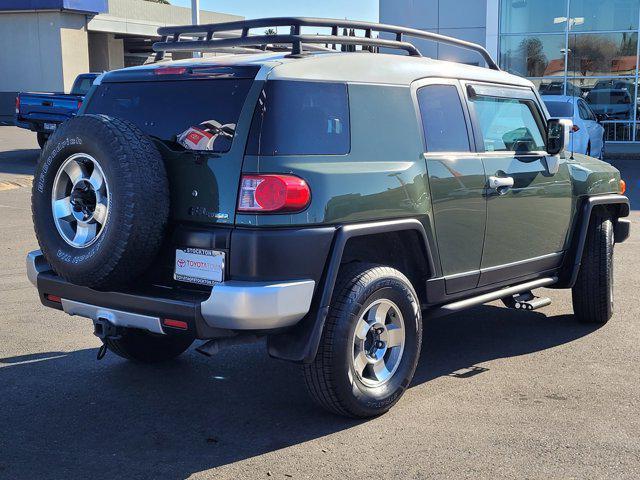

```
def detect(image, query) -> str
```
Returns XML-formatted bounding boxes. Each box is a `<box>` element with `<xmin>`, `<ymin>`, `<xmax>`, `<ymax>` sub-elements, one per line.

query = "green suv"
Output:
<box><xmin>27</xmin><ymin>18</ymin><xmax>630</xmax><ymax>417</ymax></box>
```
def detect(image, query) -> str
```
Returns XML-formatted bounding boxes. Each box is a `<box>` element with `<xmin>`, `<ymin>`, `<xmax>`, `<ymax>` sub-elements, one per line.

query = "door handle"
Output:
<box><xmin>488</xmin><ymin>176</ymin><xmax>514</xmax><ymax>194</ymax></box>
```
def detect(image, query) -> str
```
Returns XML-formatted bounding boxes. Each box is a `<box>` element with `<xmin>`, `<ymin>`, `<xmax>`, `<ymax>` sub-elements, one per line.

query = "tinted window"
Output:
<box><xmin>247</xmin><ymin>81</ymin><xmax>350</xmax><ymax>156</ymax></box>
<box><xmin>472</xmin><ymin>96</ymin><xmax>546</xmax><ymax>153</ymax></box>
<box><xmin>72</xmin><ymin>77</ymin><xmax>95</xmax><ymax>96</ymax></box>
<box><xmin>545</xmin><ymin>101</ymin><xmax>574</xmax><ymax>118</ymax></box>
<box><xmin>417</xmin><ymin>85</ymin><xmax>470</xmax><ymax>152</ymax></box>
<box><xmin>85</xmin><ymin>79</ymin><xmax>253</xmax><ymax>152</ymax></box>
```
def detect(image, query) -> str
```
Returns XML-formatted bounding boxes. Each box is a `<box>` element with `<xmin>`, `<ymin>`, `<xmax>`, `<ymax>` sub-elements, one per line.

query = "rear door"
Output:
<box><xmin>84</xmin><ymin>69</ymin><xmax>262</xmax><ymax>226</ymax></box>
<box><xmin>464</xmin><ymin>83</ymin><xmax>573</xmax><ymax>286</ymax></box>
<box><xmin>415</xmin><ymin>79</ymin><xmax>486</xmax><ymax>293</ymax></box>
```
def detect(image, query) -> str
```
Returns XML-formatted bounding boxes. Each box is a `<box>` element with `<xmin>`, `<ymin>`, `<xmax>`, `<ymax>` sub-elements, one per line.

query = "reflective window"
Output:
<box><xmin>472</xmin><ymin>96</ymin><xmax>546</xmax><ymax>152</ymax></box>
<box><xmin>500</xmin><ymin>0</ymin><xmax>569</xmax><ymax>33</ymax></box>
<box><xmin>577</xmin><ymin>100</ymin><xmax>592</xmax><ymax>119</ymax></box>
<box><xmin>569</xmin><ymin>0</ymin><xmax>640</xmax><ymax>32</ymax></box>
<box><xmin>544</xmin><ymin>100</ymin><xmax>574</xmax><ymax>118</ymax></box>
<box><xmin>534</xmin><ymin>79</ymin><xmax>584</xmax><ymax>97</ymax></box>
<box><xmin>417</xmin><ymin>85</ymin><xmax>470</xmax><ymax>152</ymax></box>
<box><xmin>86</xmin><ymin>80</ymin><xmax>253</xmax><ymax>152</ymax></box>
<box><xmin>246</xmin><ymin>81</ymin><xmax>350</xmax><ymax>156</ymax></box>
<box><xmin>568</xmin><ymin>33</ymin><xmax>638</xmax><ymax>77</ymax></box>
<box><xmin>499</xmin><ymin>35</ymin><xmax>566</xmax><ymax>77</ymax></box>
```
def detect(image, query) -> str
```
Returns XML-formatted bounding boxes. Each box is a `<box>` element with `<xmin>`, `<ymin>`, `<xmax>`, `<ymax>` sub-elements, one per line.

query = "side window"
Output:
<box><xmin>471</xmin><ymin>96</ymin><xmax>546</xmax><ymax>153</ymax></box>
<box><xmin>583</xmin><ymin>101</ymin><xmax>597</xmax><ymax>121</ymax></box>
<box><xmin>246</xmin><ymin>80</ymin><xmax>350</xmax><ymax>156</ymax></box>
<box><xmin>417</xmin><ymin>85</ymin><xmax>470</xmax><ymax>152</ymax></box>
<box><xmin>577</xmin><ymin>101</ymin><xmax>590</xmax><ymax>120</ymax></box>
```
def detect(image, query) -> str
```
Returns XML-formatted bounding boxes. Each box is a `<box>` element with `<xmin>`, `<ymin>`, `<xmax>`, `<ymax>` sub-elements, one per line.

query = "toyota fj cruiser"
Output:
<box><xmin>27</xmin><ymin>18</ymin><xmax>630</xmax><ymax>418</ymax></box>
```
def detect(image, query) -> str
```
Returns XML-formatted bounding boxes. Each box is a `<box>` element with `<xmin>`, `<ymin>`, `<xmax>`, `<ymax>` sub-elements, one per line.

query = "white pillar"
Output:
<box><xmin>191</xmin><ymin>0</ymin><xmax>201</xmax><ymax>58</ymax></box>
<box><xmin>485</xmin><ymin>0</ymin><xmax>500</xmax><ymax>65</ymax></box>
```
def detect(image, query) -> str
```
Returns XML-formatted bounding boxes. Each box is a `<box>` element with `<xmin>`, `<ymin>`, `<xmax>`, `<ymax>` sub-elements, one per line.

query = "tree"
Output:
<box><xmin>518</xmin><ymin>37</ymin><xmax>548</xmax><ymax>77</ymax></box>
<box><xmin>569</xmin><ymin>35</ymin><xmax>617</xmax><ymax>76</ymax></box>
<box><xmin>264</xmin><ymin>28</ymin><xmax>277</xmax><ymax>36</ymax></box>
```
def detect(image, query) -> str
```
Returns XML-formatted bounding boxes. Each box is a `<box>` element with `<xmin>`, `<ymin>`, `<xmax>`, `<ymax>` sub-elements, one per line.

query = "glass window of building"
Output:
<box><xmin>499</xmin><ymin>0</ymin><xmax>640</xmax><ymax>142</ymax></box>
<box><xmin>569</xmin><ymin>0</ymin><xmax>640</xmax><ymax>32</ymax></box>
<box><xmin>568</xmin><ymin>33</ymin><xmax>638</xmax><ymax>77</ymax></box>
<box><xmin>499</xmin><ymin>34</ymin><xmax>567</xmax><ymax>77</ymax></box>
<box><xmin>500</xmin><ymin>0</ymin><xmax>570</xmax><ymax>34</ymax></box>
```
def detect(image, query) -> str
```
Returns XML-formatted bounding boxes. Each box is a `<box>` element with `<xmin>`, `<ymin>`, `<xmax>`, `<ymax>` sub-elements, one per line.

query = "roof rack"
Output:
<box><xmin>153</xmin><ymin>17</ymin><xmax>500</xmax><ymax>70</ymax></box>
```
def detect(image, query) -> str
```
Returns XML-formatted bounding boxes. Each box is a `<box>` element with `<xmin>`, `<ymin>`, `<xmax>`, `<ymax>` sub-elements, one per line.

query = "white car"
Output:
<box><xmin>542</xmin><ymin>95</ymin><xmax>605</xmax><ymax>159</ymax></box>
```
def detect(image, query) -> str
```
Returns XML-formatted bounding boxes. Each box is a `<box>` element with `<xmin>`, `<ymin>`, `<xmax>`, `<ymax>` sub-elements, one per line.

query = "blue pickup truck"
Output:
<box><xmin>15</xmin><ymin>73</ymin><xmax>99</xmax><ymax>148</ymax></box>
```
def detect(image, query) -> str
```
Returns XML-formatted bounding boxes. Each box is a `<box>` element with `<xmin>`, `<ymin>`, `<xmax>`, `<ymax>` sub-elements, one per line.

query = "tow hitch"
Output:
<box><xmin>92</xmin><ymin>318</ymin><xmax>122</xmax><ymax>360</ymax></box>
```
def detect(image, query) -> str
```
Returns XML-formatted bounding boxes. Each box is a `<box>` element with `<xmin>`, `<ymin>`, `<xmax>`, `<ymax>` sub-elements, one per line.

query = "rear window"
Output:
<box><xmin>85</xmin><ymin>79</ymin><xmax>253</xmax><ymax>152</ymax></box>
<box><xmin>246</xmin><ymin>80</ymin><xmax>350</xmax><ymax>156</ymax></box>
<box><xmin>544</xmin><ymin>101</ymin><xmax>573</xmax><ymax>118</ymax></box>
<box><xmin>71</xmin><ymin>77</ymin><xmax>95</xmax><ymax>96</ymax></box>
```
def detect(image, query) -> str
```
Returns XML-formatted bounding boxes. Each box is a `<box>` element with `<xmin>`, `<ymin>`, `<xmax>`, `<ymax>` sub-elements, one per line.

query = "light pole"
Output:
<box><xmin>191</xmin><ymin>0</ymin><xmax>201</xmax><ymax>58</ymax></box>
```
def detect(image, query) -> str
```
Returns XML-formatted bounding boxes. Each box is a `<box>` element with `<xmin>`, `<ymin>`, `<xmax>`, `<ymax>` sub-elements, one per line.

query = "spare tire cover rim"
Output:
<box><xmin>51</xmin><ymin>153</ymin><xmax>110</xmax><ymax>248</ymax></box>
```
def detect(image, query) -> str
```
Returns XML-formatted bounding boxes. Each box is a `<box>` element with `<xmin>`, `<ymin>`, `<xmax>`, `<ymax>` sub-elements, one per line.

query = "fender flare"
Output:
<box><xmin>555</xmin><ymin>194</ymin><xmax>629</xmax><ymax>288</ymax></box>
<box><xmin>267</xmin><ymin>218</ymin><xmax>436</xmax><ymax>363</ymax></box>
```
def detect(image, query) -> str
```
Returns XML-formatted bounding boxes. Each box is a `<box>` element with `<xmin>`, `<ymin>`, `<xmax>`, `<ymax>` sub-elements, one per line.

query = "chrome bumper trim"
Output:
<box><xmin>61</xmin><ymin>299</ymin><xmax>165</xmax><ymax>335</ymax></box>
<box><xmin>26</xmin><ymin>250</ymin><xmax>51</xmax><ymax>287</ymax></box>
<box><xmin>200</xmin><ymin>280</ymin><xmax>315</xmax><ymax>330</ymax></box>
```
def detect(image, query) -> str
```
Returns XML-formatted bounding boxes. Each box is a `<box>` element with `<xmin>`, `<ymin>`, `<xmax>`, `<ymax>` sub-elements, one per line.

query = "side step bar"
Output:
<box><xmin>426</xmin><ymin>277</ymin><xmax>557</xmax><ymax>319</ymax></box>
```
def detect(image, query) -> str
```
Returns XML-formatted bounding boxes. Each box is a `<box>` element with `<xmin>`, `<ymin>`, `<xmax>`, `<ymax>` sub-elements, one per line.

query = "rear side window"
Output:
<box><xmin>471</xmin><ymin>96</ymin><xmax>546</xmax><ymax>153</ymax></box>
<box><xmin>417</xmin><ymin>85</ymin><xmax>470</xmax><ymax>152</ymax></box>
<box><xmin>246</xmin><ymin>80</ymin><xmax>350</xmax><ymax>156</ymax></box>
<box><xmin>85</xmin><ymin>79</ymin><xmax>253</xmax><ymax>152</ymax></box>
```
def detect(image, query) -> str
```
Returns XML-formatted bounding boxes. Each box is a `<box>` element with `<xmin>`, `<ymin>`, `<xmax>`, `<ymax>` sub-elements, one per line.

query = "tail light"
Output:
<box><xmin>238</xmin><ymin>174</ymin><xmax>311</xmax><ymax>213</ymax></box>
<box><xmin>571</xmin><ymin>124</ymin><xmax>580</xmax><ymax>132</ymax></box>
<box><xmin>154</xmin><ymin>66</ymin><xmax>187</xmax><ymax>75</ymax></box>
<box><xmin>77</xmin><ymin>99</ymin><xmax>83</xmax><ymax>110</ymax></box>
<box><xmin>620</xmin><ymin>179</ymin><xmax>626</xmax><ymax>194</ymax></box>
<box><xmin>15</xmin><ymin>96</ymin><xmax>19</xmax><ymax>115</ymax></box>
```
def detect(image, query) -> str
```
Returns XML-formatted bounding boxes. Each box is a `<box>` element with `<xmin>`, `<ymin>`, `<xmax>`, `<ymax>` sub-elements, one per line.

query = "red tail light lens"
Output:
<box><xmin>15</xmin><ymin>96</ymin><xmax>19</xmax><ymax>114</ymax></box>
<box><xmin>77</xmin><ymin>99</ymin><xmax>83</xmax><ymax>110</ymax></box>
<box><xmin>571</xmin><ymin>124</ymin><xmax>580</xmax><ymax>132</ymax></box>
<box><xmin>238</xmin><ymin>174</ymin><xmax>311</xmax><ymax>213</ymax></box>
<box><xmin>154</xmin><ymin>66</ymin><xmax>187</xmax><ymax>75</ymax></box>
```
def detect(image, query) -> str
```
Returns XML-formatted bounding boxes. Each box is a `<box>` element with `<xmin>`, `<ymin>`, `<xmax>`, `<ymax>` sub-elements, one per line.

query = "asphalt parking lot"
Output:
<box><xmin>0</xmin><ymin>126</ymin><xmax>639</xmax><ymax>479</ymax></box>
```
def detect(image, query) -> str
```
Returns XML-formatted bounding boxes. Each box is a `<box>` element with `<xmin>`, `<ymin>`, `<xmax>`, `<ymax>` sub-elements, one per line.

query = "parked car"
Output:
<box><xmin>26</xmin><ymin>18</ymin><xmax>630</xmax><ymax>418</ymax></box>
<box><xmin>585</xmin><ymin>88</ymin><xmax>634</xmax><ymax>120</ymax></box>
<box><xmin>538</xmin><ymin>81</ymin><xmax>583</xmax><ymax>97</ymax></box>
<box><xmin>15</xmin><ymin>73</ymin><xmax>99</xmax><ymax>148</ymax></box>
<box><xmin>542</xmin><ymin>95</ymin><xmax>605</xmax><ymax>158</ymax></box>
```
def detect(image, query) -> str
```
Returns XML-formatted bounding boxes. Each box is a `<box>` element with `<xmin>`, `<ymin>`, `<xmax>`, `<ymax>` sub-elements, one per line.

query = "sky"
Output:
<box><xmin>169</xmin><ymin>0</ymin><xmax>379</xmax><ymax>23</ymax></box>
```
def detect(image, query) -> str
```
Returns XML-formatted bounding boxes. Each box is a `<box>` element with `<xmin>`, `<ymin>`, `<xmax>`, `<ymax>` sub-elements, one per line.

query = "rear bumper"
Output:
<box><xmin>27</xmin><ymin>250</ymin><xmax>314</xmax><ymax>336</ymax></box>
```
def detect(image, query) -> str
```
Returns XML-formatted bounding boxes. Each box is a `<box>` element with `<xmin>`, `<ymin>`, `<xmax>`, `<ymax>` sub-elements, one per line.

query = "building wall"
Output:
<box><xmin>88</xmin><ymin>0</ymin><xmax>243</xmax><ymax>37</ymax></box>
<box><xmin>89</xmin><ymin>32</ymin><xmax>124</xmax><ymax>72</ymax></box>
<box><xmin>379</xmin><ymin>0</ymin><xmax>491</xmax><ymax>65</ymax></box>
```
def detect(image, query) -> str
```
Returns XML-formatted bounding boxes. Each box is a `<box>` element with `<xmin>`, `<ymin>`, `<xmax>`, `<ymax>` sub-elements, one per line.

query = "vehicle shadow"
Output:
<box><xmin>0</xmin><ymin>149</ymin><xmax>39</xmax><ymax>176</ymax></box>
<box><xmin>0</xmin><ymin>305</ymin><xmax>598</xmax><ymax>479</ymax></box>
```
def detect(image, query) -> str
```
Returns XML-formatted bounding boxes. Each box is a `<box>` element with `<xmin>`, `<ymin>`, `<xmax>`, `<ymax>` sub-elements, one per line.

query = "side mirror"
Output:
<box><xmin>547</xmin><ymin>118</ymin><xmax>572</xmax><ymax>155</ymax></box>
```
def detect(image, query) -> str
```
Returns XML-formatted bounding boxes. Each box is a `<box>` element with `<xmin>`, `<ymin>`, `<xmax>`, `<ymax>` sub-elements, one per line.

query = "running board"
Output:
<box><xmin>426</xmin><ymin>277</ymin><xmax>557</xmax><ymax>319</ymax></box>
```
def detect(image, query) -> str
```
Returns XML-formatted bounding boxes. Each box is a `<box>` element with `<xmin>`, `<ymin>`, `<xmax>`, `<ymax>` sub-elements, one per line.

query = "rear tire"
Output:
<box><xmin>304</xmin><ymin>263</ymin><xmax>422</xmax><ymax>418</ymax></box>
<box><xmin>571</xmin><ymin>214</ymin><xmax>614</xmax><ymax>324</ymax></box>
<box><xmin>106</xmin><ymin>328</ymin><xmax>194</xmax><ymax>363</ymax></box>
<box><xmin>36</xmin><ymin>132</ymin><xmax>48</xmax><ymax>149</ymax></box>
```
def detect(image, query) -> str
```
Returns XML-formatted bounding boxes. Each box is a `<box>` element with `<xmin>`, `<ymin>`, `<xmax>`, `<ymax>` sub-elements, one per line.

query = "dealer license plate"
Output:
<box><xmin>44</xmin><ymin>123</ymin><xmax>57</xmax><ymax>131</ymax></box>
<box><xmin>174</xmin><ymin>248</ymin><xmax>225</xmax><ymax>286</ymax></box>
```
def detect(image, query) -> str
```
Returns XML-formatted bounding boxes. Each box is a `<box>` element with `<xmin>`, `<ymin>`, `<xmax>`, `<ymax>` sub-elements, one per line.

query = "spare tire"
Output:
<box><xmin>32</xmin><ymin>114</ymin><xmax>169</xmax><ymax>289</ymax></box>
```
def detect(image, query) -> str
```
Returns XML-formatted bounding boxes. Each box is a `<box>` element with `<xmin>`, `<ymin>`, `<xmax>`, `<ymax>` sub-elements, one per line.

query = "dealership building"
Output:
<box><xmin>381</xmin><ymin>0</ymin><xmax>640</xmax><ymax>149</ymax></box>
<box><xmin>0</xmin><ymin>0</ymin><xmax>241</xmax><ymax>122</ymax></box>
